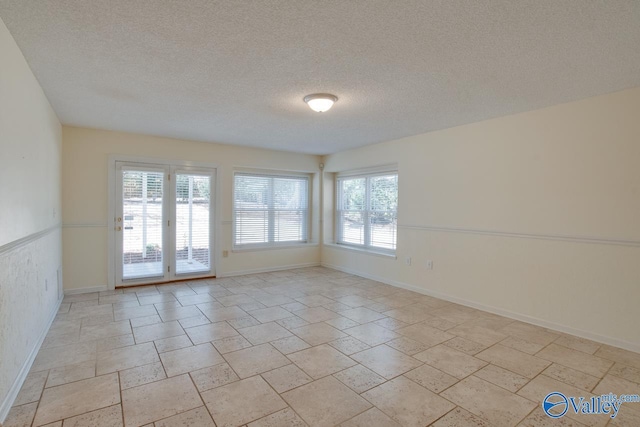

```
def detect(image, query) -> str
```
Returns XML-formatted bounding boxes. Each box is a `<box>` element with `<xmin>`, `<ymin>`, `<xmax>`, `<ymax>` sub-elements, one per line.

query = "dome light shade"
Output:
<box><xmin>304</xmin><ymin>93</ymin><xmax>338</xmax><ymax>112</ymax></box>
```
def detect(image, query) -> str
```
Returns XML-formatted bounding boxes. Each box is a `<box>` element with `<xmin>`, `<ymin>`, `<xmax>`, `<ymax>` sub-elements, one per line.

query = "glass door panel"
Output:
<box><xmin>175</xmin><ymin>173</ymin><xmax>212</xmax><ymax>275</ymax></box>
<box><xmin>121</xmin><ymin>169</ymin><xmax>165</xmax><ymax>280</ymax></box>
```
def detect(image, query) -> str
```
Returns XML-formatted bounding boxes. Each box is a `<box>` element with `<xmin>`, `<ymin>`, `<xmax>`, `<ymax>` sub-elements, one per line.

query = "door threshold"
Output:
<box><xmin>116</xmin><ymin>275</ymin><xmax>217</xmax><ymax>289</ymax></box>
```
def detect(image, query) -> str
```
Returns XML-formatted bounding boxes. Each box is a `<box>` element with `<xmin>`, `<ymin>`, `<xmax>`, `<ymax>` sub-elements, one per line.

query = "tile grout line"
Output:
<box><xmin>28</xmin><ymin>368</ymin><xmax>51</xmax><ymax>427</ymax></box>
<box><xmin>117</xmin><ymin>367</ymin><xmax>125</xmax><ymax>427</ymax></box>
<box><xmin>256</xmin><ymin>370</ymin><xmax>309</xmax><ymax>426</ymax></box>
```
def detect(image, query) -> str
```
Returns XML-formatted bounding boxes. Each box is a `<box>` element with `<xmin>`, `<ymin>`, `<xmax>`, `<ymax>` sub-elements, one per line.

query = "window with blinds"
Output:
<box><xmin>233</xmin><ymin>172</ymin><xmax>310</xmax><ymax>248</ymax></box>
<box><xmin>337</xmin><ymin>172</ymin><xmax>398</xmax><ymax>252</ymax></box>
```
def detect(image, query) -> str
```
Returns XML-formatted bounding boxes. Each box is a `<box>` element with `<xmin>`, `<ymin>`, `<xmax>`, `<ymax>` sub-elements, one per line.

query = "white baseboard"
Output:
<box><xmin>63</xmin><ymin>263</ymin><xmax>322</xmax><ymax>292</ymax></box>
<box><xmin>64</xmin><ymin>263</ymin><xmax>323</xmax><ymax>292</ymax></box>
<box><xmin>219</xmin><ymin>262</ymin><xmax>321</xmax><ymax>278</ymax></box>
<box><xmin>64</xmin><ymin>285</ymin><xmax>108</xmax><ymax>295</ymax></box>
<box><xmin>0</xmin><ymin>297</ymin><xmax>62</xmax><ymax>423</ymax></box>
<box><xmin>322</xmin><ymin>262</ymin><xmax>640</xmax><ymax>354</ymax></box>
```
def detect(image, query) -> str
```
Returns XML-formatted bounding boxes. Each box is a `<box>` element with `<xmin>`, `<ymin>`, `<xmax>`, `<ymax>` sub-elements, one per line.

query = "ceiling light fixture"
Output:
<box><xmin>304</xmin><ymin>93</ymin><xmax>338</xmax><ymax>112</ymax></box>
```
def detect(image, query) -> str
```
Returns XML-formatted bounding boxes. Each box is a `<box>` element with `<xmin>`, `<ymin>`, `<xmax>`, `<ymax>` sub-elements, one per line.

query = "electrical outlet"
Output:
<box><xmin>405</xmin><ymin>257</ymin><xmax>411</xmax><ymax>266</ymax></box>
<box><xmin>426</xmin><ymin>260</ymin><xmax>433</xmax><ymax>270</ymax></box>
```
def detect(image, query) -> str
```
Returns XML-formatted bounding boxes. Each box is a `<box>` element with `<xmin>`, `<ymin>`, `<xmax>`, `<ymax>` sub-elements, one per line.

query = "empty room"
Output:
<box><xmin>1</xmin><ymin>1</ymin><xmax>639</xmax><ymax>426</ymax></box>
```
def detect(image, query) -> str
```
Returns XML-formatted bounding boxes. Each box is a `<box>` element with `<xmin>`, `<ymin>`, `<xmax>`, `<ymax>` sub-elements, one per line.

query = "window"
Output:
<box><xmin>336</xmin><ymin>172</ymin><xmax>398</xmax><ymax>252</ymax></box>
<box><xmin>234</xmin><ymin>172</ymin><xmax>310</xmax><ymax>248</ymax></box>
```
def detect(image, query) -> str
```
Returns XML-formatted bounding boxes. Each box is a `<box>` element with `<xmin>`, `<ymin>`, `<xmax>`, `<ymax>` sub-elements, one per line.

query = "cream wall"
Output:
<box><xmin>322</xmin><ymin>87</ymin><xmax>640</xmax><ymax>351</ymax></box>
<box><xmin>0</xmin><ymin>17</ymin><xmax>62</xmax><ymax>420</ymax></box>
<box><xmin>62</xmin><ymin>126</ymin><xmax>321</xmax><ymax>291</ymax></box>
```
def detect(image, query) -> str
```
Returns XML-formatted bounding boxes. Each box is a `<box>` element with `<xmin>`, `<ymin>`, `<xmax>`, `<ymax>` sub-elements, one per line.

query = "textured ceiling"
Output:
<box><xmin>1</xmin><ymin>1</ymin><xmax>639</xmax><ymax>155</ymax></box>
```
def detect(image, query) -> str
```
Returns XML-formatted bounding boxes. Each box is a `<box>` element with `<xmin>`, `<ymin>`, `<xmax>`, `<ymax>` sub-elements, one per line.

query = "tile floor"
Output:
<box><xmin>4</xmin><ymin>267</ymin><xmax>640</xmax><ymax>426</ymax></box>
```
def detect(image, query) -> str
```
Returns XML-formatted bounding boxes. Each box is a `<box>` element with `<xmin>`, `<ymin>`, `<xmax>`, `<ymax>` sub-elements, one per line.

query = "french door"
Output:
<box><xmin>114</xmin><ymin>161</ymin><xmax>215</xmax><ymax>286</ymax></box>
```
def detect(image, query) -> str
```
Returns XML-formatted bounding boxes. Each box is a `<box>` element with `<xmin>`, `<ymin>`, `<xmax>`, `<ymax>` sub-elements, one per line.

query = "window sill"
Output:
<box><xmin>323</xmin><ymin>243</ymin><xmax>397</xmax><ymax>259</ymax></box>
<box><xmin>232</xmin><ymin>243</ymin><xmax>319</xmax><ymax>253</ymax></box>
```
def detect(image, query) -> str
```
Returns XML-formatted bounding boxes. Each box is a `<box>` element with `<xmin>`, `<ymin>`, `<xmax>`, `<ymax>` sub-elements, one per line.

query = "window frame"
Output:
<box><xmin>232</xmin><ymin>169</ymin><xmax>312</xmax><ymax>250</ymax></box>
<box><xmin>335</xmin><ymin>169</ymin><xmax>398</xmax><ymax>254</ymax></box>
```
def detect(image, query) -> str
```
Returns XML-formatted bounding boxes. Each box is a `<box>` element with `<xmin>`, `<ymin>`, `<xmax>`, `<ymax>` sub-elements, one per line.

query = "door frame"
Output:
<box><xmin>107</xmin><ymin>155</ymin><xmax>220</xmax><ymax>290</ymax></box>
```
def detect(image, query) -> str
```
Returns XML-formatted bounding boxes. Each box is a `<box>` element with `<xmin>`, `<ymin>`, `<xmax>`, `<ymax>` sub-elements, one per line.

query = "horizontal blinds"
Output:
<box><xmin>234</xmin><ymin>175</ymin><xmax>270</xmax><ymax>245</ymax></box>
<box><xmin>234</xmin><ymin>173</ymin><xmax>309</xmax><ymax>247</ymax></box>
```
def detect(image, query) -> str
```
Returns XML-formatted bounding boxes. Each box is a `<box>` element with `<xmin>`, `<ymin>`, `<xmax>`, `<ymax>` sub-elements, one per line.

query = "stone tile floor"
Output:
<box><xmin>4</xmin><ymin>267</ymin><xmax>640</xmax><ymax>426</ymax></box>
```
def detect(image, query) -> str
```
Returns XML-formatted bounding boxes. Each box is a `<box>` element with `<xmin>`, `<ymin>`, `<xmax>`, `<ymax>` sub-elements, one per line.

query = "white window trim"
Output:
<box><xmin>233</xmin><ymin>169</ymin><xmax>312</xmax><ymax>250</ymax></box>
<box><xmin>335</xmin><ymin>168</ymin><xmax>398</xmax><ymax>255</ymax></box>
